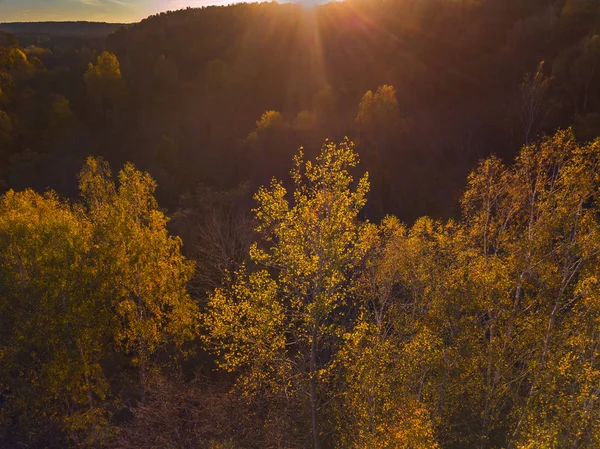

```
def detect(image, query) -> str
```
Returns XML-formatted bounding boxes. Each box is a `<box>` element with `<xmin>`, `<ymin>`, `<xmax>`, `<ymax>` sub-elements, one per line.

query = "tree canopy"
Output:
<box><xmin>1</xmin><ymin>1</ymin><xmax>600</xmax><ymax>447</ymax></box>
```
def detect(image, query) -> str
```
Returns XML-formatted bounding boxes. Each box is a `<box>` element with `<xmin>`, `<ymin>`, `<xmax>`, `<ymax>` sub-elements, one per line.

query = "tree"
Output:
<box><xmin>170</xmin><ymin>184</ymin><xmax>255</xmax><ymax>294</ymax></box>
<box><xmin>79</xmin><ymin>157</ymin><xmax>198</xmax><ymax>397</ymax></box>
<box><xmin>312</xmin><ymin>84</ymin><xmax>335</xmax><ymax>125</ymax></box>
<box><xmin>155</xmin><ymin>135</ymin><xmax>180</xmax><ymax>175</ymax></box>
<box><xmin>335</xmin><ymin>213</ymin><xmax>458</xmax><ymax>448</ymax></box>
<box><xmin>204</xmin><ymin>138</ymin><xmax>376</xmax><ymax>448</ymax></box>
<box><xmin>518</xmin><ymin>61</ymin><xmax>554</xmax><ymax>145</ymax></box>
<box><xmin>153</xmin><ymin>54</ymin><xmax>179</xmax><ymax>91</ymax></box>
<box><xmin>5</xmin><ymin>48</ymin><xmax>35</xmax><ymax>77</ymax></box>
<box><xmin>44</xmin><ymin>95</ymin><xmax>77</xmax><ymax>143</ymax></box>
<box><xmin>0</xmin><ymin>158</ymin><xmax>198</xmax><ymax>446</ymax></box>
<box><xmin>459</xmin><ymin>130</ymin><xmax>600</xmax><ymax>448</ymax></box>
<box><xmin>0</xmin><ymin>189</ymin><xmax>114</xmax><ymax>446</ymax></box>
<box><xmin>355</xmin><ymin>84</ymin><xmax>409</xmax><ymax>218</ymax></box>
<box><xmin>247</xmin><ymin>109</ymin><xmax>285</xmax><ymax>142</ymax></box>
<box><xmin>572</xmin><ymin>35</ymin><xmax>600</xmax><ymax>113</ymax></box>
<box><xmin>114</xmin><ymin>375</ymin><xmax>253</xmax><ymax>449</ymax></box>
<box><xmin>355</xmin><ymin>85</ymin><xmax>402</xmax><ymax>146</ymax></box>
<box><xmin>84</xmin><ymin>51</ymin><xmax>127</xmax><ymax>124</ymax></box>
<box><xmin>335</xmin><ymin>319</ymin><xmax>441</xmax><ymax>449</ymax></box>
<box><xmin>553</xmin><ymin>35</ymin><xmax>600</xmax><ymax>117</ymax></box>
<box><xmin>293</xmin><ymin>109</ymin><xmax>316</xmax><ymax>131</ymax></box>
<box><xmin>332</xmin><ymin>129</ymin><xmax>600</xmax><ymax>449</ymax></box>
<box><xmin>244</xmin><ymin>109</ymin><xmax>289</xmax><ymax>181</ymax></box>
<box><xmin>502</xmin><ymin>133</ymin><xmax>600</xmax><ymax>448</ymax></box>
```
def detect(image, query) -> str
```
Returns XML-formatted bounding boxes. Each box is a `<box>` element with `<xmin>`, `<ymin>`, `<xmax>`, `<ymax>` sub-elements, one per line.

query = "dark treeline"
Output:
<box><xmin>1</xmin><ymin>0</ymin><xmax>600</xmax><ymax>448</ymax></box>
<box><xmin>0</xmin><ymin>22</ymin><xmax>127</xmax><ymax>38</ymax></box>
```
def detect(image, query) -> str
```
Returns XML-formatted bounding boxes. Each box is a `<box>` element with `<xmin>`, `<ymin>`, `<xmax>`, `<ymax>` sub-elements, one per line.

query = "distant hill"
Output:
<box><xmin>0</xmin><ymin>21</ymin><xmax>129</xmax><ymax>38</ymax></box>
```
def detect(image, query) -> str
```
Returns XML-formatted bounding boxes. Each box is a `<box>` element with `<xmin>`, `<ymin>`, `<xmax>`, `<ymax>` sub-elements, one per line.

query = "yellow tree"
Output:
<box><xmin>355</xmin><ymin>85</ymin><xmax>402</xmax><ymax>146</ymax></box>
<box><xmin>355</xmin><ymin>84</ymin><xmax>410</xmax><ymax>217</ymax></box>
<box><xmin>244</xmin><ymin>109</ymin><xmax>289</xmax><ymax>180</ymax></box>
<box><xmin>0</xmin><ymin>189</ymin><xmax>113</xmax><ymax>446</ymax></box>
<box><xmin>84</xmin><ymin>51</ymin><xmax>127</xmax><ymax>124</ymax></box>
<box><xmin>504</xmin><ymin>133</ymin><xmax>600</xmax><ymax>449</ymax></box>
<box><xmin>79</xmin><ymin>157</ymin><xmax>197</xmax><ymax>397</ymax></box>
<box><xmin>246</xmin><ymin>109</ymin><xmax>285</xmax><ymax>145</ymax></box>
<box><xmin>335</xmin><ymin>214</ymin><xmax>458</xmax><ymax>448</ymax></box>
<box><xmin>334</xmin><ymin>129</ymin><xmax>600</xmax><ymax>448</ymax></box>
<box><xmin>0</xmin><ymin>158</ymin><xmax>198</xmax><ymax>447</ymax></box>
<box><xmin>205</xmin><ymin>138</ymin><xmax>376</xmax><ymax>449</ymax></box>
<box><xmin>460</xmin><ymin>130</ymin><xmax>600</xmax><ymax>448</ymax></box>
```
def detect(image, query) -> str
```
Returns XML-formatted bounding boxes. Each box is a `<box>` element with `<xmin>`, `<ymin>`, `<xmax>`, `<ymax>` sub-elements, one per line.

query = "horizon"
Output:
<box><xmin>0</xmin><ymin>0</ymin><xmax>246</xmax><ymax>23</ymax></box>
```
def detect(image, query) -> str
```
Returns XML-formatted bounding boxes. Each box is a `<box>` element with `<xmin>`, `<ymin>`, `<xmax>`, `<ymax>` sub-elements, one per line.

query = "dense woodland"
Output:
<box><xmin>1</xmin><ymin>0</ymin><xmax>600</xmax><ymax>447</ymax></box>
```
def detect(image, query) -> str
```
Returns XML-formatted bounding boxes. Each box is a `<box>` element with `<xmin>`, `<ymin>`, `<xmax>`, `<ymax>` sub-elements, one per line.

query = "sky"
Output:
<box><xmin>0</xmin><ymin>0</ymin><xmax>239</xmax><ymax>23</ymax></box>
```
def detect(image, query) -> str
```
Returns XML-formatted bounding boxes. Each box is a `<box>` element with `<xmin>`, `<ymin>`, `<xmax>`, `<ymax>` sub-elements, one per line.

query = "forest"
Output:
<box><xmin>0</xmin><ymin>0</ymin><xmax>600</xmax><ymax>447</ymax></box>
